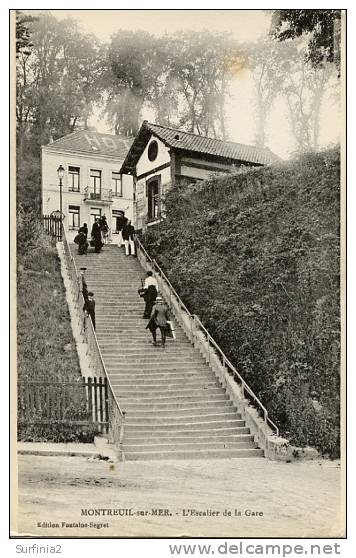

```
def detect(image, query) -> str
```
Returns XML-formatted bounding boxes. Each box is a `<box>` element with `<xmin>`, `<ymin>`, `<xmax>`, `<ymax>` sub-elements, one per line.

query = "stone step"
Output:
<box><xmin>96</xmin><ymin>319</ymin><xmax>177</xmax><ymax>324</ymax></box>
<box><xmin>107</xmin><ymin>371</ymin><xmax>214</xmax><ymax>381</ymax></box>
<box><xmin>120</xmin><ymin>398</ymin><xmax>231</xmax><ymax>410</ymax></box>
<box><xmin>104</xmin><ymin>355</ymin><xmax>206</xmax><ymax>373</ymax></box>
<box><xmin>113</xmin><ymin>386</ymin><xmax>225</xmax><ymax>397</ymax></box>
<box><xmin>101</xmin><ymin>347</ymin><xmax>194</xmax><ymax>355</ymax></box>
<box><xmin>120</xmin><ymin>393</ymin><xmax>229</xmax><ymax>405</ymax></box>
<box><xmin>110</xmin><ymin>375</ymin><xmax>216</xmax><ymax>386</ymax></box>
<box><xmin>100</xmin><ymin>345</ymin><xmax>189</xmax><ymax>351</ymax></box>
<box><xmin>124</xmin><ymin>419</ymin><xmax>245</xmax><ymax>432</ymax></box>
<box><xmin>94</xmin><ymin>298</ymin><xmax>145</xmax><ymax>307</ymax></box>
<box><xmin>102</xmin><ymin>354</ymin><xmax>206</xmax><ymax>366</ymax></box>
<box><xmin>98</xmin><ymin>334</ymin><xmax>186</xmax><ymax>341</ymax></box>
<box><xmin>124</xmin><ymin>432</ymin><xmax>252</xmax><ymax>444</ymax></box>
<box><xmin>124</xmin><ymin>448</ymin><xmax>264</xmax><ymax>461</ymax></box>
<box><xmin>99</xmin><ymin>342</ymin><xmax>187</xmax><ymax>347</ymax></box>
<box><xmin>107</xmin><ymin>365</ymin><xmax>211</xmax><ymax>373</ymax></box>
<box><xmin>91</xmin><ymin>283</ymin><xmax>145</xmax><ymax>285</ymax></box>
<box><xmin>124</xmin><ymin>411</ymin><xmax>238</xmax><ymax>424</ymax></box>
<box><xmin>125</xmin><ymin>406</ymin><xmax>238</xmax><ymax>418</ymax></box>
<box><xmin>110</xmin><ymin>379</ymin><xmax>219</xmax><ymax>388</ymax></box>
<box><xmin>96</xmin><ymin>334</ymin><xmax>186</xmax><ymax>340</ymax></box>
<box><xmin>96</xmin><ymin>322</ymin><xmax>182</xmax><ymax>328</ymax></box>
<box><xmin>124</xmin><ymin>440</ymin><xmax>256</xmax><ymax>452</ymax></box>
<box><xmin>105</xmin><ymin>356</ymin><xmax>207</xmax><ymax>364</ymax></box>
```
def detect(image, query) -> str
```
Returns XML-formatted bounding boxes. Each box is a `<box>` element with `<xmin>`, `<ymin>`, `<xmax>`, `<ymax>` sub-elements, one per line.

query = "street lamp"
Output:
<box><xmin>57</xmin><ymin>165</ymin><xmax>65</xmax><ymax>239</ymax></box>
<box><xmin>57</xmin><ymin>165</ymin><xmax>65</xmax><ymax>216</ymax></box>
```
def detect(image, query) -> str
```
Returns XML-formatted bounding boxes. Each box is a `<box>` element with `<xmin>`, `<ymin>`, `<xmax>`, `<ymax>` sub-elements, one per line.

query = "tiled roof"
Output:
<box><xmin>147</xmin><ymin>123</ymin><xmax>279</xmax><ymax>165</ymax></box>
<box><xmin>43</xmin><ymin>130</ymin><xmax>134</xmax><ymax>160</ymax></box>
<box><xmin>120</xmin><ymin>121</ymin><xmax>279</xmax><ymax>173</ymax></box>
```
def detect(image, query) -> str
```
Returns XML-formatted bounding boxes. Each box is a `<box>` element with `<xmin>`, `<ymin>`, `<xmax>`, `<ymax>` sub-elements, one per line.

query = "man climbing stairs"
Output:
<box><xmin>72</xmin><ymin>244</ymin><xmax>264</xmax><ymax>460</ymax></box>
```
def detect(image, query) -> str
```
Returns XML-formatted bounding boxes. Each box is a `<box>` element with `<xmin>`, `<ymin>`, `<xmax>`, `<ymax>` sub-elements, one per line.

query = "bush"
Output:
<box><xmin>141</xmin><ymin>148</ymin><xmax>340</xmax><ymax>457</ymax></box>
<box><xmin>16</xmin><ymin>206</ymin><xmax>50</xmax><ymax>260</ymax></box>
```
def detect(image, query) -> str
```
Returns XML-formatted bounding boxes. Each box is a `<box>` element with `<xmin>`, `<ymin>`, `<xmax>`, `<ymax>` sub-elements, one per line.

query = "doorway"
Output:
<box><xmin>90</xmin><ymin>207</ymin><xmax>102</xmax><ymax>231</ymax></box>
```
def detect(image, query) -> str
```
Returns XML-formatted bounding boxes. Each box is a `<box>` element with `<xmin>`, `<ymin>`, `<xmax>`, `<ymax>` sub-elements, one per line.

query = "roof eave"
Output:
<box><xmin>42</xmin><ymin>145</ymin><xmax>126</xmax><ymax>162</ymax></box>
<box><xmin>119</xmin><ymin>121</ymin><xmax>161</xmax><ymax>174</ymax></box>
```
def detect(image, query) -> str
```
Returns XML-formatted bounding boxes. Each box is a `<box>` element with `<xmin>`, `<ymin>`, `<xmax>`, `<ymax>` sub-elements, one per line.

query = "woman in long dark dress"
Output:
<box><xmin>77</xmin><ymin>223</ymin><xmax>88</xmax><ymax>255</ymax></box>
<box><xmin>99</xmin><ymin>215</ymin><xmax>109</xmax><ymax>244</ymax></box>
<box><xmin>91</xmin><ymin>219</ymin><xmax>103</xmax><ymax>253</ymax></box>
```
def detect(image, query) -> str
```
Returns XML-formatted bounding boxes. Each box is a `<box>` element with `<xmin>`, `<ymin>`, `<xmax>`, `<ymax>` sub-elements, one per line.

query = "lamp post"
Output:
<box><xmin>57</xmin><ymin>165</ymin><xmax>65</xmax><ymax>239</ymax></box>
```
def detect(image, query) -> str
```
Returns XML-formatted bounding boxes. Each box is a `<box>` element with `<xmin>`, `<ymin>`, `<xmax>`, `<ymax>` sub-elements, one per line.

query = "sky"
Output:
<box><xmin>48</xmin><ymin>9</ymin><xmax>341</xmax><ymax>159</ymax></box>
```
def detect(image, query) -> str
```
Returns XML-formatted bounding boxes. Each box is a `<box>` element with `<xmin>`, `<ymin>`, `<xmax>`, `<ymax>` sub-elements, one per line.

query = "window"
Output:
<box><xmin>68</xmin><ymin>205</ymin><xmax>80</xmax><ymax>230</ymax></box>
<box><xmin>148</xmin><ymin>140</ymin><xmax>158</xmax><ymax>162</ymax></box>
<box><xmin>68</xmin><ymin>166</ymin><xmax>80</xmax><ymax>191</ymax></box>
<box><xmin>90</xmin><ymin>169</ymin><xmax>102</xmax><ymax>199</ymax></box>
<box><xmin>112</xmin><ymin>172</ymin><xmax>122</xmax><ymax>197</ymax></box>
<box><xmin>147</xmin><ymin>176</ymin><xmax>161</xmax><ymax>221</ymax></box>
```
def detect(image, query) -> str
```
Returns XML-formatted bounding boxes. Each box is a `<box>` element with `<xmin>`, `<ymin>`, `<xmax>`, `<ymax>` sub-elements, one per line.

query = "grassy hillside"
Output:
<box><xmin>142</xmin><ymin>148</ymin><xmax>341</xmax><ymax>457</ymax></box>
<box><xmin>17</xmin><ymin>214</ymin><xmax>90</xmax><ymax>441</ymax></box>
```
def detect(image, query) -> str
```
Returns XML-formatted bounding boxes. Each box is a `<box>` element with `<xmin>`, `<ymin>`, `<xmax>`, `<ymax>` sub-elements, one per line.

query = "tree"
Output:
<box><xmin>271</xmin><ymin>10</ymin><xmax>341</xmax><ymax>70</ymax></box>
<box><xmin>101</xmin><ymin>29</ymin><xmax>244</xmax><ymax>139</ymax></box>
<box><xmin>16</xmin><ymin>12</ymin><xmax>103</xmax><ymax>212</ymax></box>
<box><xmin>102</xmin><ymin>31</ymin><xmax>161</xmax><ymax>136</ymax></box>
<box><xmin>165</xmin><ymin>31</ymin><xmax>244</xmax><ymax>139</ymax></box>
<box><xmin>16</xmin><ymin>11</ymin><xmax>37</xmax><ymax>56</ymax></box>
<box><xmin>280</xmin><ymin>44</ymin><xmax>336</xmax><ymax>152</ymax></box>
<box><xmin>246</xmin><ymin>38</ymin><xmax>287</xmax><ymax>147</ymax></box>
<box><xmin>144</xmin><ymin>37</ymin><xmax>180</xmax><ymax>128</ymax></box>
<box><xmin>16</xmin><ymin>13</ymin><xmax>102</xmax><ymax>154</ymax></box>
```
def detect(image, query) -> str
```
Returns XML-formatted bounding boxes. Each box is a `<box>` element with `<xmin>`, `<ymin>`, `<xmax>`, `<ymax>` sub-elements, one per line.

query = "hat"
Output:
<box><xmin>88</xmin><ymin>291</ymin><xmax>94</xmax><ymax>296</ymax></box>
<box><xmin>79</xmin><ymin>267</ymin><xmax>87</xmax><ymax>271</ymax></box>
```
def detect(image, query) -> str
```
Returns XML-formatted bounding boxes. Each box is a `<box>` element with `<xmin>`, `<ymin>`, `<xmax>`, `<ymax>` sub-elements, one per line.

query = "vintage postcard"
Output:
<box><xmin>11</xmin><ymin>9</ymin><xmax>346</xmax><ymax>539</ymax></box>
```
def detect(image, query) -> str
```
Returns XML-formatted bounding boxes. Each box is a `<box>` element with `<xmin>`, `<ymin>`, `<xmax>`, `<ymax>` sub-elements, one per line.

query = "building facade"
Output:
<box><xmin>120</xmin><ymin>121</ymin><xmax>280</xmax><ymax>230</ymax></box>
<box><xmin>41</xmin><ymin>130</ymin><xmax>134</xmax><ymax>242</ymax></box>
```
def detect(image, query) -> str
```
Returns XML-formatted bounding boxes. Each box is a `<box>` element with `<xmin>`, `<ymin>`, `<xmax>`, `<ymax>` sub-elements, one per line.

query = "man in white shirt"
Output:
<box><xmin>143</xmin><ymin>271</ymin><xmax>158</xmax><ymax>318</ymax></box>
<box><xmin>144</xmin><ymin>271</ymin><xmax>158</xmax><ymax>290</ymax></box>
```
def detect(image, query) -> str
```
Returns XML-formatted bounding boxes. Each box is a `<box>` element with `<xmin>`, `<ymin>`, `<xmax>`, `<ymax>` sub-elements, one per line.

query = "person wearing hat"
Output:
<box><xmin>122</xmin><ymin>219</ymin><xmax>136</xmax><ymax>256</ymax></box>
<box><xmin>76</xmin><ymin>223</ymin><xmax>89</xmax><ymax>255</ymax></box>
<box><xmin>146</xmin><ymin>295</ymin><xmax>170</xmax><ymax>347</ymax></box>
<box><xmin>78</xmin><ymin>223</ymin><xmax>88</xmax><ymax>239</ymax></box>
<box><xmin>91</xmin><ymin>218</ymin><xmax>103</xmax><ymax>253</ymax></box>
<box><xmin>142</xmin><ymin>271</ymin><xmax>158</xmax><ymax>318</ymax></box>
<box><xmin>83</xmin><ymin>291</ymin><xmax>96</xmax><ymax>330</ymax></box>
<box><xmin>116</xmin><ymin>211</ymin><xmax>128</xmax><ymax>247</ymax></box>
<box><xmin>79</xmin><ymin>267</ymin><xmax>88</xmax><ymax>302</ymax></box>
<box><xmin>99</xmin><ymin>215</ymin><xmax>109</xmax><ymax>244</ymax></box>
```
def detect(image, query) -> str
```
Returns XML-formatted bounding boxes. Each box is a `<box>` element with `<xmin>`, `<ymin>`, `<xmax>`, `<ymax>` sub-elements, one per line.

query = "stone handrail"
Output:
<box><xmin>62</xmin><ymin>232</ymin><xmax>126</xmax><ymax>452</ymax></box>
<box><xmin>135</xmin><ymin>235</ymin><xmax>279</xmax><ymax>437</ymax></box>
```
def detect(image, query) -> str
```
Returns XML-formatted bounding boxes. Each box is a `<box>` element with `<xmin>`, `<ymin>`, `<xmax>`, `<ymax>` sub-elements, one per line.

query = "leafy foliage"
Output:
<box><xmin>271</xmin><ymin>10</ymin><xmax>341</xmax><ymax>69</ymax></box>
<box><xmin>16</xmin><ymin>12</ymin><xmax>102</xmax><ymax>154</ymax></box>
<box><xmin>102</xmin><ymin>30</ymin><xmax>244</xmax><ymax>138</ymax></box>
<box><xmin>16</xmin><ymin>11</ymin><xmax>37</xmax><ymax>56</ymax></box>
<box><xmin>142</xmin><ymin>149</ymin><xmax>340</xmax><ymax>457</ymax></box>
<box><xmin>245</xmin><ymin>37</ymin><xmax>338</xmax><ymax>152</ymax></box>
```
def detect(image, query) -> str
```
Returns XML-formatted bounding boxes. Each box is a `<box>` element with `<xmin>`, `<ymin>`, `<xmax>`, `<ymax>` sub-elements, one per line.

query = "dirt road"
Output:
<box><xmin>15</xmin><ymin>455</ymin><xmax>344</xmax><ymax>538</ymax></box>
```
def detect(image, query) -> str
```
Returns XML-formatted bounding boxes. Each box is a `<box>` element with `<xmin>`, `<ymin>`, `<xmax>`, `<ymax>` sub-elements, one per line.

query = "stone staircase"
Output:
<box><xmin>72</xmin><ymin>244</ymin><xmax>264</xmax><ymax>460</ymax></box>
